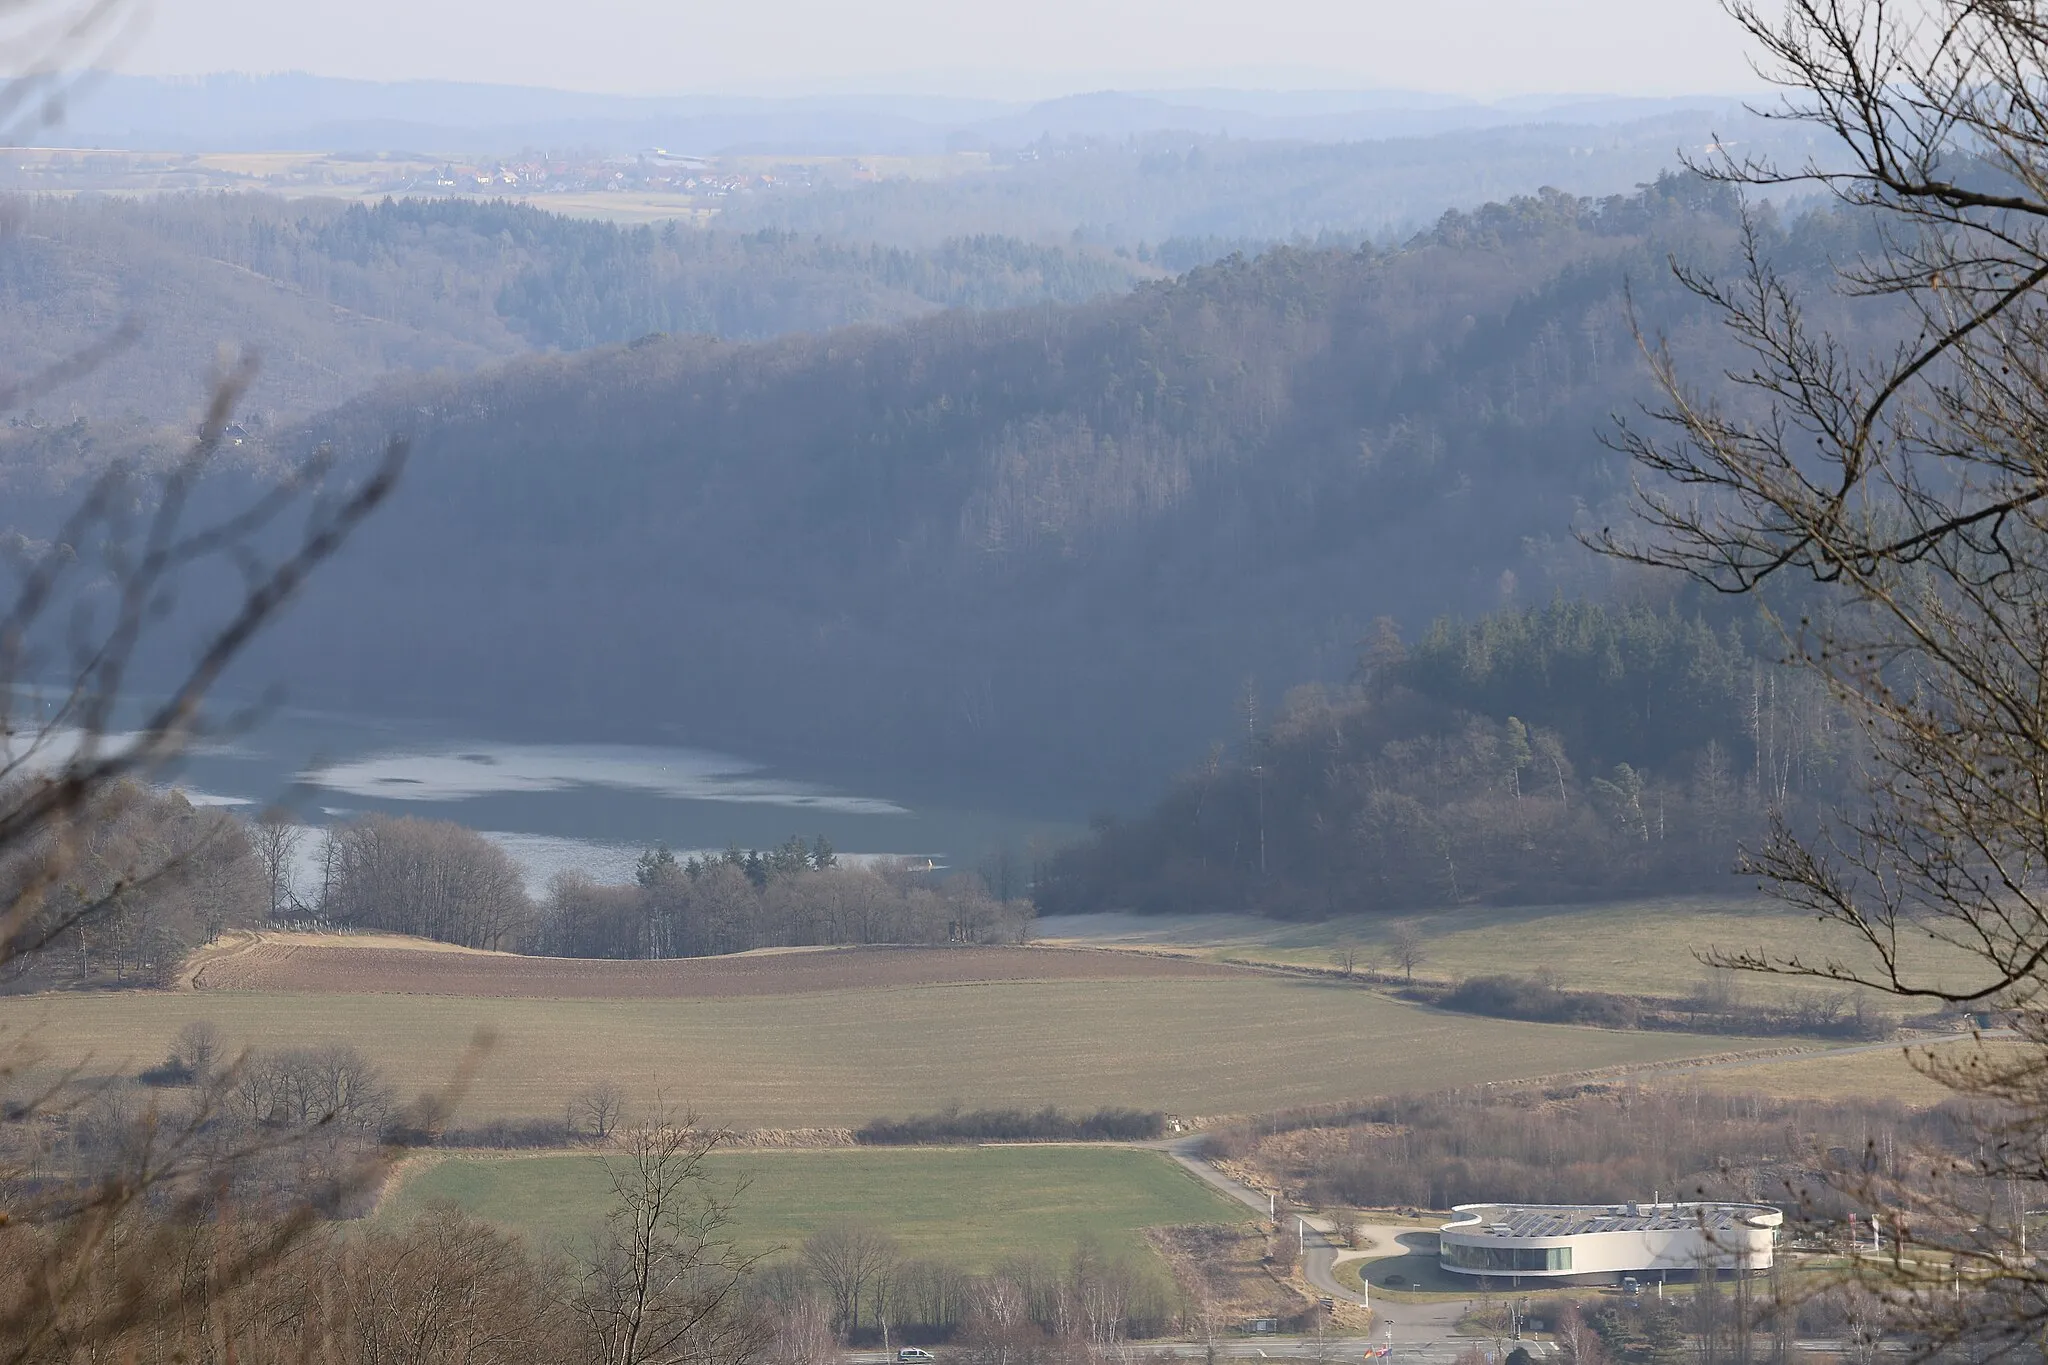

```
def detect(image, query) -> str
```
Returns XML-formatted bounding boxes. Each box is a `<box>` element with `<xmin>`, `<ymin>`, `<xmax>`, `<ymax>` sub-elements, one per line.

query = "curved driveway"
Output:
<box><xmin>1159</xmin><ymin>1138</ymin><xmax>1474</xmax><ymax>1348</ymax></box>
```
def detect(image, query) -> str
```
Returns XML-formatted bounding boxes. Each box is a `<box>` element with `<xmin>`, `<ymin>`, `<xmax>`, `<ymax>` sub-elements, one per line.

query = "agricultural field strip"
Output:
<box><xmin>0</xmin><ymin>976</ymin><xmax>1763</xmax><ymax>1128</ymax></box>
<box><xmin>1038</xmin><ymin>898</ymin><xmax>1983</xmax><ymax>1002</ymax></box>
<box><xmin>186</xmin><ymin>940</ymin><xmax>1243</xmax><ymax>998</ymax></box>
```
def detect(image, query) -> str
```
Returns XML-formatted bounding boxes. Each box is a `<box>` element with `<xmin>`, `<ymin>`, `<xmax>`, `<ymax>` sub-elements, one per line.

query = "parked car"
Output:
<box><xmin>898</xmin><ymin>1350</ymin><xmax>936</xmax><ymax>1361</ymax></box>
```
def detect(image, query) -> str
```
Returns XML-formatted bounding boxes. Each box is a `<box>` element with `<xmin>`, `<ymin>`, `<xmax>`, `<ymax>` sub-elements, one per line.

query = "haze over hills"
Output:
<box><xmin>0</xmin><ymin>195</ymin><xmax>1157</xmax><ymax>422</ymax></box>
<box><xmin>0</xmin><ymin>72</ymin><xmax>1861</xmax><ymax>852</ymax></box>
<box><xmin>708</xmin><ymin>113</ymin><xmax>1810</xmax><ymax>249</ymax></box>
<box><xmin>0</xmin><ymin>96</ymin><xmax>1830</xmax><ymax>426</ymax></box>
<box><xmin>7</xmin><ymin>3</ymin><xmax>2032</xmax><ymax>1360</ymax></box>
<box><xmin>76</xmin><ymin>178</ymin><xmax>1863</xmax><ymax>817</ymax></box>
<box><xmin>46</xmin><ymin>73</ymin><xmax>1767</xmax><ymax>155</ymax></box>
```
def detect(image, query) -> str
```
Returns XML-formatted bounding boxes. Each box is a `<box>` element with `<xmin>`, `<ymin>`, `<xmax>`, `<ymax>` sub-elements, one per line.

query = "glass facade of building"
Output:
<box><xmin>1442</xmin><ymin>1242</ymin><xmax>1574</xmax><ymax>1273</ymax></box>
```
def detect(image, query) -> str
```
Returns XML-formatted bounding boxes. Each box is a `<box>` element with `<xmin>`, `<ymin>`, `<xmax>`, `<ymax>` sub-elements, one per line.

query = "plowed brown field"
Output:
<box><xmin>188</xmin><ymin>937</ymin><xmax>1238</xmax><ymax>999</ymax></box>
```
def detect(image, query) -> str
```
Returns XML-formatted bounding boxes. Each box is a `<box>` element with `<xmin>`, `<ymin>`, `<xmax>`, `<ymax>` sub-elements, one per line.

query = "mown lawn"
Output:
<box><xmin>382</xmin><ymin>1145</ymin><xmax>1244</xmax><ymax>1267</ymax></box>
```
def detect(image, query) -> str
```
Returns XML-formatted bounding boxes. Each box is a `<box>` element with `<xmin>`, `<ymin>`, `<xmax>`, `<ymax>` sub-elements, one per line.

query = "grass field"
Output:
<box><xmin>381</xmin><ymin>1146</ymin><xmax>1243</xmax><ymax>1266</ymax></box>
<box><xmin>1040</xmin><ymin>897</ymin><xmax>1986</xmax><ymax>1004</ymax></box>
<box><xmin>0</xmin><ymin>975</ymin><xmax>1757</xmax><ymax>1127</ymax></box>
<box><xmin>1651</xmin><ymin>1036</ymin><xmax>2005</xmax><ymax>1105</ymax></box>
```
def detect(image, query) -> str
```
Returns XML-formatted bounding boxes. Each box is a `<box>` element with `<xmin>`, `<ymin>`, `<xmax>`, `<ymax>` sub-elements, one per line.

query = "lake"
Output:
<box><xmin>124</xmin><ymin>703</ymin><xmax>1072</xmax><ymax>893</ymax></box>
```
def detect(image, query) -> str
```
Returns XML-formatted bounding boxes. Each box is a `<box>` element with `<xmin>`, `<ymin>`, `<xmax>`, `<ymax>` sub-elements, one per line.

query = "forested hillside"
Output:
<box><xmin>0</xmin><ymin>194</ymin><xmax>1153</xmax><ymax>422</ymax></box>
<box><xmin>3</xmin><ymin>176</ymin><xmax>1887</xmax><ymax>813</ymax></box>
<box><xmin>1038</xmin><ymin>599</ymin><xmax>1848</xmax><ymax>918</ymax></box>
<box><xmin>210</xmin><ymin>175</ymin><xmax>1884</xmax><ymax>801</ymax></box>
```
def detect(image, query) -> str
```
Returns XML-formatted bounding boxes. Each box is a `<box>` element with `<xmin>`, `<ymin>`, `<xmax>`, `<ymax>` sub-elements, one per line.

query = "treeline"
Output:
<box><xmin>1</xmin><ymin>1200</ymin><xmax>1194</xmax><ymax>1365</ymax></box>
<box><xmin>37</xmin><ymin>1025</ymin><xmax>411</xmax><ymax>1222</ymax></box>
<box><xmin>1430</xmin><ymin>972</ymin><xmax>1893</xmax><ymax>1039</ymax></box>
<box><xmin>0</xmin><ymin>781</ymin><xmax>265</xmax><ymax>992</ymax></box>
<box><xmin>1207</xmin><ymin>1084</ymin><xmax>1978</xmax><ymax>1216</ymax></box>
<box><xmin>310</xmin><ymin>815</ymin><xmax>1032</xmax><ymax>956</ymax></box>
<box><xmin>855</xmin><ymin>1106</ymin><xmax>1165</xmax><ymax>1146</ymax></box>
<box><xmin>1038</xmin><ymin>597</ymin><xmax>1853</xmax><ymax>919</ymax></box>
<box><xmin>3</xmin><ymin>1205</ymin><xmax>581</xmax><ymax>1365</ymax></box>
<box><xmin>762</xmin><ymin>1221</ymin><xmax>1182</xmax><ymax>1348</ymax></box>
<box><xmin>6</xmin><ymin>1098</ymin><xmax>763</xmax><ymax>1365</ymax></box>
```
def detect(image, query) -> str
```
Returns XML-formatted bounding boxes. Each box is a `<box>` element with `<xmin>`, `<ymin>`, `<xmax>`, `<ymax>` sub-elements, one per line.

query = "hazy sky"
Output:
<box><xmin>115</xmin><ymin>0</ymin><xmax>1766</xmax><ymax>100</ymax></box>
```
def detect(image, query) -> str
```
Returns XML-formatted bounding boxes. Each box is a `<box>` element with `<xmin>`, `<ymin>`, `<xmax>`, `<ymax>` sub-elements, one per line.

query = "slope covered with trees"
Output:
<box><xmin>1037</xmin><ymin>599</ymin><xmax>1848</xmax><ymax>918</ymax></box>
<box><xmin>226</xmin><ymin>177</ymin><xmax>1876</xmax><ymax>799</ymax></box>
<box><xmin>0</xmin><ymin>780</ymin><xmax>266</xmax><ymax>991</ymax></box>
<box><xmin>2</xmin><ymin>177</ymin><xmax>1891</xmax><ymax>812</ymax></box>
<box><xmin>0</xmin><ymin>193</ymin><xmax>1155</xmax><ymax>423</ymax></box>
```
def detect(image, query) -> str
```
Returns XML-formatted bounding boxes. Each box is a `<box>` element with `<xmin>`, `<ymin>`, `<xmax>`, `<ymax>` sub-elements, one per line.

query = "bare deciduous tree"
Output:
<box><xmin>761</xmin><ymin>1290</ymin><xmax>836</xmax><ymax>1365</ymax></box>
<box><xmin>572</xmin><ymin>1106</ymin><xmax>765</xmax><ymax>1365</ymax></box>
<box><xmin>321</xmin><ymin>813</ymin><xmax>532</xmax><ymax>949</ymax></box>
<box><xmin>251</xmin><ymin>808</ymin><xmax>305</xmax><ymax>921</ymax></box>
<box><xmin>1599</xmin><ymin>0</ymin><xmax>2048</xmax><ymax>1356</ymax></box>
<box><xmin>170</xmin><ymin>1018</ymin><xmax>220</xmax><ymax>1083</ymax></box>
<box><xmin>801</xmin><ymin>1221</ymin><xmax>900</xmax><ymax>1343</ymax></box>
<box><xmin>573</xmin><ymin>1078</ymin><xmax>629</xmax><ymax>1141</ymax></box>
<box><xmin>1385</xmin><ymin>921</ymin><xmax>1426</xmax><ymax>984</ymax></box>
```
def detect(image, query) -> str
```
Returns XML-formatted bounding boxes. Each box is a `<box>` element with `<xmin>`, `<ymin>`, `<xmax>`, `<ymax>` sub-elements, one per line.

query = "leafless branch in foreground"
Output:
<box><xmin>1599</xmin><ymin>2</ymin><xmax>2048</xmax><ymax>1358</ymax></box>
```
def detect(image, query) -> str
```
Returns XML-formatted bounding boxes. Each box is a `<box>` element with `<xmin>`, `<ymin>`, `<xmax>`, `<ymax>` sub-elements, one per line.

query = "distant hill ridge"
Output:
<box><xmin>0</xmin><ymin>194</ymin><xmax>1155</xmax><ymax>422</ymax></box>
<box><xmin>55</xmin><ymin>73</ymin><xmax>1754</xmax><ymax>154</ymax></box>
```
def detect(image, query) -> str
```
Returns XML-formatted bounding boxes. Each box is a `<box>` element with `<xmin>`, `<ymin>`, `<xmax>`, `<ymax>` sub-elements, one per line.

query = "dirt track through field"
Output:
<box><xmin>188</xmin><ymin>939</ymin><xmax>1245</xmax><ymax>999</ymax></box>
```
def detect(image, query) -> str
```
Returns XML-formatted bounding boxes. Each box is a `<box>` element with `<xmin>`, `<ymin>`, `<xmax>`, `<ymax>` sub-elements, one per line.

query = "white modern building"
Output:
<box><xmin>1439</xmin><ymin>1202</ymin><xmax>1782</xmax><ymax>1286</ymax></box>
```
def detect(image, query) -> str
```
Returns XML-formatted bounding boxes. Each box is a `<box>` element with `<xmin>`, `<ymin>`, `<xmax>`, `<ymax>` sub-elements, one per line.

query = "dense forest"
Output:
<box><xmin>1036</xmin><ymin>598</ymin><xmax>1847</xmax><ymax>918</ymax></box>
<box><xmin>0</xmin><ymin>176</ymin><xmax>1896</xmax><ymax>817</ymax></box>
<box><xmin>147</xmin><ymin>174</ymin><xmax>1879</xmax><ymax>807</ymax></box>
<box><xmin>0</xmin><ymin>194</ymin><xmax>1154</xmax><ymax>422</ymax></box>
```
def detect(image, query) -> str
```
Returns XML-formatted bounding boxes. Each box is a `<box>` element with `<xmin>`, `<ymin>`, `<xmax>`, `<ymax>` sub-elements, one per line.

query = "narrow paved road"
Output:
<box><xmin>848</xmin><ymin>1340</ymin><xmax>1546</xmax><ymax>1365</ymax></box>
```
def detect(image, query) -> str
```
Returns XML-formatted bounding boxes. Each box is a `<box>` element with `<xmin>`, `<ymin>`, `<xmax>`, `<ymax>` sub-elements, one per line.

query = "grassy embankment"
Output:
<box><xmin>383</xmin><ymin>1145</ymin><xmax>1241</xmax><ymax>1266</ymax></box>
<box><xmin>1041</xmin><ymin>896</ymin><xmax>1984</xmax><ymax>1005</ymax></box>
<box><xmin>1657</xmin><ymin>1037</ymin><xmax>1990</xmax><ymax>1105</ymax></box>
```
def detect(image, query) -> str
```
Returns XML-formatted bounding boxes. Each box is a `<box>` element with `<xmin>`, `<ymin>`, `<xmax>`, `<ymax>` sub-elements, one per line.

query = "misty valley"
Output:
<box><xmin>7</xmin><ymin>19</ymin><xmax>2048</xmax><ymax>1365</ymax></box>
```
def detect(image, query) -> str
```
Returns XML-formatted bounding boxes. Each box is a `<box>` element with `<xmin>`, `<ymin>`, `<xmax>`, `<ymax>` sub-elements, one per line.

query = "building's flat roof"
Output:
<box><xmin>1449</xmin><ymin>1204</ymin><xmax>1765</xmax><ymax>1238</ymax></box>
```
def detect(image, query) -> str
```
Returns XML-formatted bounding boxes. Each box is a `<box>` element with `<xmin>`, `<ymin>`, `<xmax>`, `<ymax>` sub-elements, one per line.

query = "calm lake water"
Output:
<box><xmin>127</xmin><ymin>705</ymin><xmax>1071</xmax><ymax>893</ymax></box>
